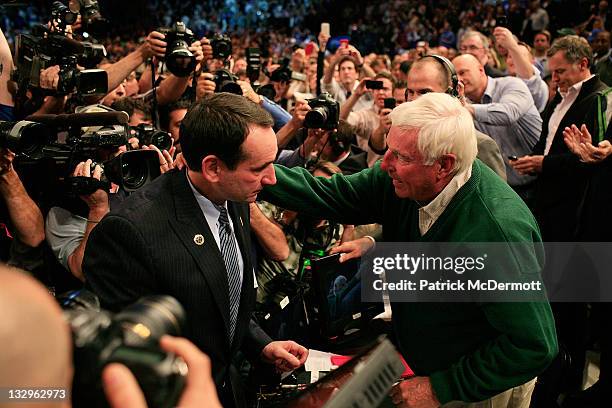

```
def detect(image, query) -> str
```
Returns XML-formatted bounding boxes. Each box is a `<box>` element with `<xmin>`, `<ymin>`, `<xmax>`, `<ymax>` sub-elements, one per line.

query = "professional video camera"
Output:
<box><xmin>12</xmin><ymin>24</ymin><xmax>107</xmax><ymax>96</ymax></box>
<box><xmin>211</xmin><ymin>33</ymin><xmax>232</xmax><ymax>60</ymax></box>
<box><xmin>131</xmin><ymin>124</ymin><xmax>173</xmax><ymax>151</ymax></box>
<box><xmin>60</xmin><ymin>291</ymin><xmax>188</xmax><ymax>408</ymax></box>
<box><xmin>0</xmin><ymin>120</ymin><xmax>54</xmax><ymax>158</ymax></box>
<box><xmin>212</xmin><ymin>69</ymin><xmax>242</xmax><ymax>95</ymax></box>
<box><xmin>67</xmin><ymin>149</ymin><xmax>162</xmax><ymax>194</ymax></box>
<box><xmin>159</xmin><ymin>22</ymin><xmax>196</xmax><ymax>77</ymax></box>
<box><xmin>304</xmin><ymin>93</ymin><xmax>340</xmax><ymax>130</ymax></box>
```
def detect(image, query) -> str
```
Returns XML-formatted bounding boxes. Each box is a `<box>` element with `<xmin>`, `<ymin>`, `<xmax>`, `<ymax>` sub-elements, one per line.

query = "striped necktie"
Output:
<box><xmin>213</xmin><ymin>203</ymin><xmax>242</xmax><ymax>342</ymax></box>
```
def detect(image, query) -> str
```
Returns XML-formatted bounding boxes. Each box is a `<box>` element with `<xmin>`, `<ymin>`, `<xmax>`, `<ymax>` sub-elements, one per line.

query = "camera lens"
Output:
<box><xmin>115</xmin><ymin>295</ymin><xmax>186</xmax><ymax>346</ymax></box>
<box><xmin>304</xmin><ymin>107</ymin><xmax>328</xmax><ymax>129</ymax></box>
<box><xmin>120</xmin><ymin>156</ymin><xmax>147</xmax><ymax>191</ymax></box>
<box><xmin>0</xmin><ymin>121</ymin><xmax>51</xmax><ymax>157</ymax></box>
<box><xmin>166</xmin><ymin>42</ymin><xmax>196</xmax><ymax>77</ymax></box>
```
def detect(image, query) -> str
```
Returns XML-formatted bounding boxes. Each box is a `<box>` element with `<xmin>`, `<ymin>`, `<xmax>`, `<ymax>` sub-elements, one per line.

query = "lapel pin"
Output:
<box><xmin>193</xmin><ymin>234</ymin><xmax>205</xmax><ymax>246</ymax></box>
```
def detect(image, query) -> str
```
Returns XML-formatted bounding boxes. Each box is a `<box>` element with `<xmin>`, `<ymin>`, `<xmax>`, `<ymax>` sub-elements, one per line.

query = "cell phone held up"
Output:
<box><xmin>384</xmin><ymin>97</ymin><xmax>396</xmax><ymax>110</ymax></box>
<box><xmin>365</xmin><ymin>80</ymin><xmax>383</xmax><ymax>90</ymax></box>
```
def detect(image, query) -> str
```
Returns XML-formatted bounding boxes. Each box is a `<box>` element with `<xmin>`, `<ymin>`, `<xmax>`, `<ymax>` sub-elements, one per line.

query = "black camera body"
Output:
<box><xmin>213</xmin><ymin>69</ymin><xmax>242</xmax><ymax>95</ymax></box>
<box><xmin>211</xmin><ymin>33</ymin><xmax>232</xmax><ymax>60</ymax></box>
<box><xmin>245</xmin><ymin>47</ymin><xmax>261</xmax><ymax>83</ymax></box>
<box><xmin>131</xmin><ymin>124</ymin><xmax>173</xmax><ymax>151</ymax></box>
<box><xmin>304</xmin><ymin>93</ymin><xmax>340</xmax><ymax>130</ymax></box>
<box><xmin>62</xmin><ymin>292</ymin><xmax>187</xmax><ymax>408</ymax></box>
<box><xmin>159</xmin><ymin>22</ymin><xmax>196</xmax><ymax>77</ymax></box>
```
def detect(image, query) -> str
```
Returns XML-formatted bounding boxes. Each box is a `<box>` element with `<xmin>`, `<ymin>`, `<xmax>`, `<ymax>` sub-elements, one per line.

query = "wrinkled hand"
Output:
<box><xmin>144</xmin><ymin>31</ymin><xmax>167</xmax><ymax>59</ymax></box>
<box><xmin>237</xmin><ymin>80</ymin><xmax>262</xmax><ymax>104</ymax></box>
<box><xmin>73</xmin><ymin>159</ymin><xmax>109</xmax><ymax>212</ymax></box>
<box><xmin>196</xmin><ymin>72</ymin><xmax>216</xmax><ymax>100</ymax></box>
<box><xmin>329</xmin><ymin>236</ymin><xmax>375</xmax><ymax>263</ymax></box>
<box><xmin>102</xmin><ymin>336</ymin><xmax>222</xmax><ymax>408</ymax></box>
<box><xmin>39</xmin><ymin>65</ymin><xmax>60</xmax><ymax>90</ymax></box>
<box><xmin>509</xmin><ymin>155</ymin><xmax>544</xmax><ymax>175</ymax></box>
<box><xmin>563</xmin><ymin>124</ymin><xmax>612</xmax><ymax>164</ymax></box>
<box><xmin>261</xmin><ymin>341</ymin><xmax>308</xmax><ymax>373</ymax></box>
<box><xmin>493</xmin><ymin>27</ymin><xmax>519</xmax><ymax>51</ymax></box>
<box><xmin>390</xmin><ymin>377</ymin><xmax>440</xmax><ymax>408</ymax></box>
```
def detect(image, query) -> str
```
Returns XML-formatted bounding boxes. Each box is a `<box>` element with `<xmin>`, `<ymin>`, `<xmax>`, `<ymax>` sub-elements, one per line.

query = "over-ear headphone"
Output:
<box><xmin>425</xmin><ymin>54</ymin><xmax>459</xmax><ymax>98</ymax></box>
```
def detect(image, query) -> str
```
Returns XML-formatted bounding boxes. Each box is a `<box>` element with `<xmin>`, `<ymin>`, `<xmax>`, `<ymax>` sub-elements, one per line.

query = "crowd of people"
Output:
<box><xmin>1</xmin><ymin>0</ymin><xmax>612</xmax><ymax>407</ymax></box>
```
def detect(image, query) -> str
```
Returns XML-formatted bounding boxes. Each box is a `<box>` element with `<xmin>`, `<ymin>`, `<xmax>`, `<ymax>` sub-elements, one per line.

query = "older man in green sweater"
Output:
<box><xmin>260</xmin><ymin>92</ymin><xmax>557</xmax><ymax>407</ymax></box>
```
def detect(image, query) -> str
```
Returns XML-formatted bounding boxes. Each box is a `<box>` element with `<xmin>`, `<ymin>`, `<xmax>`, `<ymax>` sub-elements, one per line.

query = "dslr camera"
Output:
<box><xmin>131</xmin><ymin>124</ymin><xmax>173</xmax><ymax>151</ymax></box>
<box><xmin>159</xmin><ymin>22</ymin><xmax>196</xmax><ymax>77</ymax></box>
<box><xmin>212</xmin><ymin>69</ymin><xmax>242</xmax><ymax>95</ymax></box>
<box><xmin>304</xmin><ymin>93</ymin><xmax>340</xmax><ymax>130</ymax></box>
<box><xmin>61</xmin><ymin>291</ymin><xmax>187</xmax><ymax>408</ymax></box>
<box><xmin>211</xmin><ymin>33</ymin><xmax>232</xmax><ymax>60</ymax></box>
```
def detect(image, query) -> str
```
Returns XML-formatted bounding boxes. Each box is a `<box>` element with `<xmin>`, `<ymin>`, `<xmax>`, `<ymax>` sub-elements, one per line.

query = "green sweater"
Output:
<box><xmin>261</xmin><ymin>160</ymin><xmax>558</xmax><ymax>404</ymax></box>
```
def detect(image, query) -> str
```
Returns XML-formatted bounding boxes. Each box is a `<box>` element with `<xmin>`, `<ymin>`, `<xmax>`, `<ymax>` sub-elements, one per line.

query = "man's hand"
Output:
<box><xmin>329</xmin><ymin>236</ymin><xmax>375</xmax><ymax>263</ymax></box>
<box><xmin>237</xmin><ymin>80</ymin><xmax>262</xmax><ymax>104</ymax></box>
<box><xmin>0</xmin><ymin>148</ymin><xmax>15</xmax><ymax>176</ymax></box>
<box><xmin>102</xmin><ymin>336</ymin><xmax>222</xmax><ymax>408</ymax></box>
<box><xmin>141</xmin><ymin>144</ymin><xmax>176</xmax><ymax>173</ymax></box>
<box><xmin>39</xmin><ymin>65</ymin><xmax>60</xmax><ymax>90</ymax></box>
<box><xmin>261</xmin><ymin>341</ymin><xmax>308</xmax><ymax>373</ymax></box>
<box><xmin>189</xmin><ymin>40</ymin><xmax>204</xmax><ymax>65</ymax></box>
<box><xmin>563</xmin><ymin>124</ymin><xmax>612</xmax><ymax>163</ymax></box>
<box><xmin>144</xmin><ymin>31</ymin><xmax>167</xmax><ymax>59</ymax></box>
<box><xmin>509</xmin><ymin>155</ymin><xmax>544</xmax><ymax>175</ymax></box>
<box><xmin>72</xmin><ymin>159</ymin><xmax>109</xmax><ymax>214</ymax></box>
<box><xmin>290</xmin><ymin>99</ymin><xmax>311</xmax><ymax>128</ymax></box>
<box><xmin>354</xmin><ymin>77</ymin><xmax>373</xmax><ymax>98</ymax></box>
<box><xmin>389</xmin><ymin>377</ymin><xmax>440</xmax><ymax>408</ymax></box>
<box><xmin>318</xmin><ymin>32</ymin><xmax>331</xmax><ymax>51</ymax></box>
<box><xmin>200</xmin><ymin>37</ymin><xmax>213</xmax><ymax>61</ymax></box>
<box><xmin>493</xmin><ymin>27</ymin><xmax>519</xmax><ymax>52</ymax></box>
<box><xmin>378</xmin><ymin>107</ymin><xmax>393</xmax><ymax>132</ymax></box>
<box><xmin>196</xmin><ymin>72</ymin><xmax>216</xmax><ymax>100</ymax></box>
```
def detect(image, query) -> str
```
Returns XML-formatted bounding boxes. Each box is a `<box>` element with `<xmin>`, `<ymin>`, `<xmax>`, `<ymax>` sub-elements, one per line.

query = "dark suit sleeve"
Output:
<box><xmin>83</xmin><ymin>214</ymin><xmax>158</xmax><ymax>312</ymax></box>
<box><xmin>242</xmin><ymin>318</ymin><xmax>273</xmax><ymax>362</ymax></box>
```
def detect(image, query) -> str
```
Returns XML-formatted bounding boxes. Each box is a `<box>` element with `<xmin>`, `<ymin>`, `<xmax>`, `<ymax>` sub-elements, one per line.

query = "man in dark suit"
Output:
<box><xmin>511</xmin><ymin>35</ymin><xmax>610</xmax><ymax>404</ymax></box>
<box><xmin>83</xmin><ymin>93</ymin><xmax>308</xmax><ymax>408</ymax></box>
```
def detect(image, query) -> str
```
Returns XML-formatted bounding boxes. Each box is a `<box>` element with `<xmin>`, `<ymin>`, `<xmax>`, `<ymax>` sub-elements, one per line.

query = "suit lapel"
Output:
<box><xmin>168</xmin><ymin>171</ymin><xmax>232</xmax><ymax>344</ymax></box>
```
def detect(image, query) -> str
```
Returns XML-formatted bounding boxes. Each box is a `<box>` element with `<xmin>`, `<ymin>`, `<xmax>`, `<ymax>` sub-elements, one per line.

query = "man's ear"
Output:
<box><xmin>201</xmin><ymin>155</ymin><xmax>222</xmax><ymax>182</ymax></box>
<box><xmin>437</xmin><ymin>154</ymin><xmax>457</xmax><ymax>180</ymax></box>
<box><xmin>579</xmin><ymin>57</ymin><xmax>590</xmax><ymax>72</ymax></box>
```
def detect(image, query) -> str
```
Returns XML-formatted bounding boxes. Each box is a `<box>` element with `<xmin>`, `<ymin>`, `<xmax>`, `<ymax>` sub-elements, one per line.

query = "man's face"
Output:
<box><xmin>394</xmin><ymin>87</ymin><xmax>407</xmax><ymax>103</ymax></box>
<box><xmin>459</xmin><ymin>36</ymin><xmax>487</xmax><ymax>65</ymax></box>
<box><xmin>405</xmin><ymin>65</ymin><xmax>445</xmax><ymax>101</ymax></box>
<box><xmin>124</xmin><ymin>73</ymin><xmax>139</xmax><ymax>97</ymax></box>
<box><xmin>338</xmin><ymin>60</ymin><xmax>358</xmax><ymax>87</ymax></box>
<box><xmin>380</xmin><ymin>127</ymin><xmax>440</xmax><ymax>201</ymax></box>
<box><xmin>168</xmin><ymin>108</ymin><xmax>187</xmax><ymax>152</ymax></box>
<box><xmin>273</xmin><ymin>81</ymin><xmax>290</xmax><ymax>99</ymax></box>
<box><xmin>593</xmin><ymin>32</ymin><xmax>611</xmax><ymax>55</ymax></box>
<box><xmin>533</xmin><ymin>34</ymin><xmax>550</xmax><ymax>52</ymax></box>
<box><xmin>373</xmin><ymin>77</ymin><xmax>394</xmax><ymax>108</ymax></box>
<box><xmin>548</xmin><ymin>51</ymin><xmax>589</xmax><ymax>93</ymax></box>
<box><xmin>453</xmin><ymin>57</ymin><xmax>484</xmax><ymax>101</ymax></box>
<box><xmin>128</xmin><ymin>109</ymin><xmax>152</xmax><ymax>127</ymax></box>
<box><xmin>101</xmin><ymin>81</ymin><xmax>126</xmax><ymax>106</ymax></box>
<box><xmin>233</xmin><ymin>59</ymin><xmax>247</xmax><ymax>74</ymax></box>
<box><xmin>219</xmin><ymin>125</ymin><xmax>277</xmax><ymax>203</ymax></box>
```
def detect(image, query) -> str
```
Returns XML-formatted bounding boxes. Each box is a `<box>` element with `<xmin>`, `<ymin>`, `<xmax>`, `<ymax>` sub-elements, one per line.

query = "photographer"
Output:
<box><xmin>339</xmin><ymin>72</ymin><xmax>396</xmax><ymax>167</ymax></box>
<box><xmin>0</xmin><ymin>265</ymin><xmax>223</xmax><ymax>408</ymax></box>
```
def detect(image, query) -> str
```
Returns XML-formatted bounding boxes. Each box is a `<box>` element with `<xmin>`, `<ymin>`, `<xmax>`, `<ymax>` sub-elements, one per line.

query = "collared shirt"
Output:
<box><xmin>545</xmin><ymin>74</ymin><xmax>595</xmax><ymax>155</ymax></box>
<box><xmin>321</xmin><ymin>78</ymin><xmax>373</xmax><ymax>112</ymax></box>
<box><xmin>186</xmin><ymin>174</ymin><xmax>244</xmax><ymax>285</ymax></box>
<box><xmin>471</xmin><ymin>76</ymin><xmax>542</xmax><ymax>187</ymax></box>
<box><xmin>418</xmin><ymin>165</ymin><xmax>473</xmax><ymax>235</ymax></box>
<box><xmin>347</xmin><ymin>105</ymin><xmax>384</xmax><ymax>167</ymax></box>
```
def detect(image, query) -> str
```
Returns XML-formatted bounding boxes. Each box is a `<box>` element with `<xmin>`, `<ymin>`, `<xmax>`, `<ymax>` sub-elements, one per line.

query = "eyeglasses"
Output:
<box><xmin>459</xmin><ymin>45</ymin><xmax>485</xmax><ymax>52</ymax></box>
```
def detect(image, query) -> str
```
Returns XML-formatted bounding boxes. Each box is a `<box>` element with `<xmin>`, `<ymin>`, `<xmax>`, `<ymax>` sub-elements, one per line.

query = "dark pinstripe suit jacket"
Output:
<box><xmin>84</xmin><ymin>169</ymin><xmax>272</xmax><ymax>407</ymax></box>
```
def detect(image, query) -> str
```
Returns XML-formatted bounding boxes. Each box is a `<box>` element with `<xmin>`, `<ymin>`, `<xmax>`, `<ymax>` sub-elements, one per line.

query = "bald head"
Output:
<box><xmin>406</xmin><ymin>59</ymin><xmax>449</xmax><ymax>101</ymax></box>
<box><xmin>0</xmin><ymin>267</ymin><xmax>72</xmax><ymax>408</ymax></box>
<box><xmin>452</xmin><ymin>54</ymin><xmax>487</xmax><ymax>101</ymax></box>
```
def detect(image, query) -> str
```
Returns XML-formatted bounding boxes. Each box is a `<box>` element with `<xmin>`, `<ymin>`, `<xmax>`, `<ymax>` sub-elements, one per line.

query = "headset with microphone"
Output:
<box><xmin>424</xmin><ymin>54</ymin><xmax>460</xmax><ymax>98</ymax></box>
